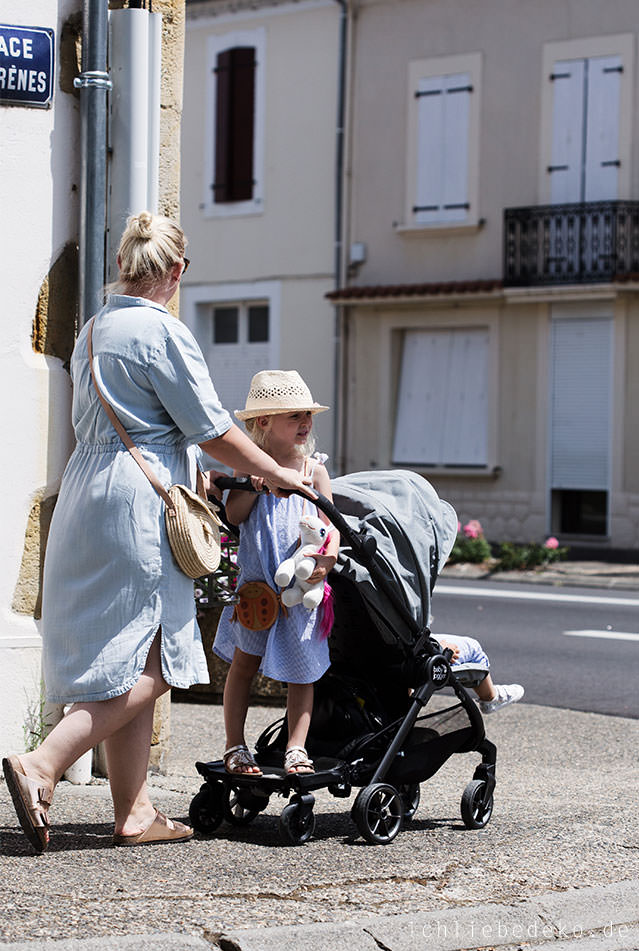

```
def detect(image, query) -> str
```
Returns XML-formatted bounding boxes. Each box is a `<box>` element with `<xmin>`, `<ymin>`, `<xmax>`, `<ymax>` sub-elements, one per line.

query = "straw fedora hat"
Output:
<box><xmin>235</xmin><ymin>369</ymin><xmax>329</xmax><ymax>421</ymax></box>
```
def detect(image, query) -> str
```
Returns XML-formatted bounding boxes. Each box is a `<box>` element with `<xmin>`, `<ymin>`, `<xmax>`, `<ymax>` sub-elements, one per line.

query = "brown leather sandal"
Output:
<box><xmin>2</xmin><ymin>754</ymin><xmax>53</xmax><ymax>854</ymax></box>
<box><xmin>113</xmin><ymin>809</ymin><xmax>193</xmax><ymax>846</ymax></box>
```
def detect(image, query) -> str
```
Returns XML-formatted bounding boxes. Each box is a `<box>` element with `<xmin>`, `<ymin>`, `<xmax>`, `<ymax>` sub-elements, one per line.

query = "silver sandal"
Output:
<box><xmin>223</xmin><ymin>744</ymin><xmax>262</xmax><ymax>775</ymax></box>
<box><xmin>284</xmin><ymin>746</ymin><xmax>314</xmax><ymax>774</ymax></box>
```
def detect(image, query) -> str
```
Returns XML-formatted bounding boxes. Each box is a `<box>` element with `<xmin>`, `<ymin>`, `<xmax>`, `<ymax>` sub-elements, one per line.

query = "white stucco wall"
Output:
<box><xmin>0</xmin><ymin>0</ymin><xmax>79</xmax><ymax>751</ymax></box>
<box><xmin>181</xmin><ymin>0</ymin><xmax>340</xmax><ymax>462</ymax></box>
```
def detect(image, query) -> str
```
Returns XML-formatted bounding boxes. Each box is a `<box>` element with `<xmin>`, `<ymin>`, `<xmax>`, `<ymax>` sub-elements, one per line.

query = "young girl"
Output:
<box><xmin>213</xmin><ymin>370</ymin><xmax>340</xmax><ymax>776</ymax></box>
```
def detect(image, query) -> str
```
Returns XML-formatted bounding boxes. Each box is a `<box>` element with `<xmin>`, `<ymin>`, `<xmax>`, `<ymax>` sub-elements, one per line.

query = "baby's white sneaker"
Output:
<box><xmin>479</xmin><ymin>683</ymin><xmax>524</xmax><ymax>714</ymax></box>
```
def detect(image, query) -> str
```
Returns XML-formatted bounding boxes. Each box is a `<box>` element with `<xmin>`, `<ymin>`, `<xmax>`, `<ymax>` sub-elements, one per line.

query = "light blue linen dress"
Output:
<box><xmin>42</xmin><ymin>294</ymin><xmax>232</xmax><ymax>703</ymax></box>
<box><xmin>213</xmin><ymin>489</ymin><xmax>331</xmax><ymax>684</ymax></box>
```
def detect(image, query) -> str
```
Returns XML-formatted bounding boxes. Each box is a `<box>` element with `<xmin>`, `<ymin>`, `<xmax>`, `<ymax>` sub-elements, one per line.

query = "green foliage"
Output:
<box><xmin>448</xmin><ymin>535</ymin><xmax>492</xmax><ymax>564</ymax></box>
<box><xmin>22</xmin><ymin>684</ymin><xmax>46</xmax><ymax>752</ymax></box>
<box><xmin>495</xmin><ymin>540</ymin><xmax>569</xmax><ymax>572</ymax></box>
<box><xmin>447</xmin><ymin>517</ymin><xmax>570</xmax><ymax>571</ymax></box>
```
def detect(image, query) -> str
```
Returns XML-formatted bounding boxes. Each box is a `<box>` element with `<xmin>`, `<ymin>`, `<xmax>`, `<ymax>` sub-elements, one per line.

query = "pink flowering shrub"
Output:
<box><xmin>448</xmin><ymin>518</ymin><xmax>492</xmax><ymax>564</ymax></box>
<box><xmin>496</xmin><ymin>537</ymin><xmax>568</xmax><ymax>571</ymax></box>
<box><xmin>463</xmin><ymin>519</ymin><xmax>483</xmax><ymax>539</ymax></box>
<box><xmin>447</xmin><ymin>520</ymin><xmax>570</xmax><ymax>570</ymax></box>
<box><xmin>195</xmin><ymin>532</ymin><xmax>240</xmax><ymax>609</ymax></box>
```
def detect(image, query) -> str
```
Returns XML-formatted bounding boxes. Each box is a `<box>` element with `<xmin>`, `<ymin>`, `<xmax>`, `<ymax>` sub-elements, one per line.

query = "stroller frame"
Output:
<box><xmin>190</xmin><ymin>479</ymin><xmax>497</xmax><ymax>846</ymax></box>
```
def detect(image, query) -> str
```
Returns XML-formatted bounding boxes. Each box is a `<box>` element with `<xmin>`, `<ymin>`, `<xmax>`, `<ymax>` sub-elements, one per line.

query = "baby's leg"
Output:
<box><xmin>474</xmin><ymin>672</ymin><xmax>496</xmax><ymax>701</ymax></box>
<box><xmin>223</xmin><ymin>648</ymin><xmax>262</xmax><ymax>757</ymax></box>
<box><xmin>449</xmin><ymin>634</ymin><xmax>490</xmax><ymax>668</ymax></box>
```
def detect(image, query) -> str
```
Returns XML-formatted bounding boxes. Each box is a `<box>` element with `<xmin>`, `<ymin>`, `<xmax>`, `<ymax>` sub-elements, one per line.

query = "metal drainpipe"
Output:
<box><xmin>74</xmin><ymin>0</ymin><xmax>111</xmax><ymax>327</ymax></box>
<box><xmin>332</xmin><ymin>0</ymin><xmax>348</xmax><ymax>473</ymax></box>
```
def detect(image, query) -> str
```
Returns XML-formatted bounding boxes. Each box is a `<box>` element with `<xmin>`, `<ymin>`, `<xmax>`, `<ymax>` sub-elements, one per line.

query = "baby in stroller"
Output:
<box><xmin>434</xmin><ymin>635</ymin><xmax>524</xmax><ymax>714</ymax></box>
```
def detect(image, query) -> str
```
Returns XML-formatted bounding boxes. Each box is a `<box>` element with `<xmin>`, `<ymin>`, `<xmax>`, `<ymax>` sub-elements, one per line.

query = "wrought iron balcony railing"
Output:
<box><xmin>504</xmin><ymin>200</ymin><xmax>639</xmax><ymax>286</ymax></box>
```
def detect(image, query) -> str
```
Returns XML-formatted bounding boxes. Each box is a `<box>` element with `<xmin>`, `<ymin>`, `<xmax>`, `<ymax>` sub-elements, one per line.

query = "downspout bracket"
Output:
<box><xmin>74</xmin><ymin>70</ymin><xmax>112</xmax><ymax>90</ymax></box>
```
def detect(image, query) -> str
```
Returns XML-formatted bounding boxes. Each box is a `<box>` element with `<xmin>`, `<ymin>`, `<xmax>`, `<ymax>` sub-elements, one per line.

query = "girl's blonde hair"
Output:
<box><xmin>111</xmin><ymin>211</ymin><xmax>186</xmax><ymax>296</ymax></box>
<box><xmin>244</xmin><ymin>416</ymin><xmax>316</xmax><ymax>458</ymax></box>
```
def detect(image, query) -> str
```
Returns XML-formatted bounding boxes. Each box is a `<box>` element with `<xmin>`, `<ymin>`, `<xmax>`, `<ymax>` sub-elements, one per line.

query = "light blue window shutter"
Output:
<box><xmin>415</xmin><ymin>75</ymin><xmax>445</xmax><ymax>225</ymax></box>
<box><xmin>584</xmin><ymin>55</ymin><xmax>621</xmax><ymax>201</ymax></box>
<box><xmin>442</xmin><ymin>73</ymin><xmax>471</xmax><ymax>222</ymax></box>
<box><xmin>550</xmin><ymin>59</ymin><xmax>584</xmax><ymax>204</ymax></box>
<box><xmin>550</xmin><ymin>317</ymin><xmax>612</xmax><ymax>490</ymax></box>
<box><xmin>440</xmin><ymin>329</ymin><xmax>488</xmax><ymax>464</ymax></box>
<box><xmin>393</xmin><ymin>329</ymin><xmax>489</xmax><ymax>466</ymax></box>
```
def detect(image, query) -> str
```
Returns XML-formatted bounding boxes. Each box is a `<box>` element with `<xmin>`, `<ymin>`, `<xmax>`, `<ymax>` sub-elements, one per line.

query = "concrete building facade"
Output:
<box><xmin>330</xmin><ymin>0</ymin><xmax>639</xmax><ymax>551</ymax></box>
<box><xmin>180</xmin><ymin>0</ymin><xmax>343</xmax><ymax>457</ymax></box>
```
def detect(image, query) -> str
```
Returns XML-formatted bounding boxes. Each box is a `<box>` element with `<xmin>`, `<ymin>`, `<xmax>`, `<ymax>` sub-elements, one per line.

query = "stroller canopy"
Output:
<box><xmin>330</xmin><ymin>470</ymin><xmax>458</xmax><ymax>646</ymax></box>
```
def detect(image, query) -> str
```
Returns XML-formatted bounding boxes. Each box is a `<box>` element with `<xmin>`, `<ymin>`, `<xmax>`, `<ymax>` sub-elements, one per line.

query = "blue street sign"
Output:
<box><xmin>0</xmin><ymin>24</ymin><xmax>54</xmax><ymax>108</ymax></box>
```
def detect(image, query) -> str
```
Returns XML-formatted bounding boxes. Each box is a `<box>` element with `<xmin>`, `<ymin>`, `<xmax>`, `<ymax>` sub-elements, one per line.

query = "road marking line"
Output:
<box><xmin>435</xmin><ymin>584</ymin><xmax>639</xmax><ymax>607</ymax></box>
<box><xmin>563</xmin><ymin>630</ymin><xmax>639</xmax><ymax>641</ymax></box>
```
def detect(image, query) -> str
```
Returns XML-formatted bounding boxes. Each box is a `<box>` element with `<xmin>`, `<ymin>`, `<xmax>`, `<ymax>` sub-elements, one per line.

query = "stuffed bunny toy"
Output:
<box><xmin>275</xmin><ymin>514</ymin><xmax>331</xmax><ymax>610</ymax></box>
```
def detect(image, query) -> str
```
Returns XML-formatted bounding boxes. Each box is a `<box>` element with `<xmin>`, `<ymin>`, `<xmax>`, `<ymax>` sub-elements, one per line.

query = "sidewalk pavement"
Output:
<box><xmin>1</xmin><ymin>558</ymin><xmax>638</xmax><ymax>951</ymax></box>
<box><xmin>441</xmin><ymin>556</ymin><xmax>639</xmax><ymax>590</ymax></box>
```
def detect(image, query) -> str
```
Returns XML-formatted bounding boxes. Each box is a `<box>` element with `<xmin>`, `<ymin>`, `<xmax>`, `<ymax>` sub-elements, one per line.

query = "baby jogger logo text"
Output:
<box><xmin>407</xmin><ymin>918</ymin><xmax>631</xmax><ymax>942</ymax></box>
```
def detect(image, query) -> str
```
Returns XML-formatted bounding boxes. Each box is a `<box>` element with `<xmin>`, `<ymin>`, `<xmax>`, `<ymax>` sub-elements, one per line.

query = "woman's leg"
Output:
<box><xmin>104</xmin><ymin>701</ymin><xmax>157</xmax><ymax>835</ymax></box>
<box><xmin>222</xmin><ymin>648</ymin><xmax>262</xmax><ymax>769</ymax></box>
<box><xmin>18</xmin><ymin>632</ymin><xmax>169</xmax><ymax>798</ymax></box>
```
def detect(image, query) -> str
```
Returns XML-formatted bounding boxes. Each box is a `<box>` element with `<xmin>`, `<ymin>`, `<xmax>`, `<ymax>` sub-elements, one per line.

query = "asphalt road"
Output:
<box><xmin>431</xmin><ymin>579</ymin><xmax>639</xmax><ymax>719</ymax></box>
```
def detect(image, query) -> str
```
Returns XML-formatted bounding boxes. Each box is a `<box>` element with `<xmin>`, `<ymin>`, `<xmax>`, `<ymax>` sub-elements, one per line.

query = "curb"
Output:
<box><xmin>1</xmin><ymin>875</ymin><xmax>637</xmax><ymax>951</ymax></box>
<box><xmin>217</xmin><ymin>879</ymin><xmax>639</xmax><ymax>950</ymax></box>
<box><xmin>440</xmin><ymin>564</ymin><xmax>639</xmax><ymax>591</ymax></box>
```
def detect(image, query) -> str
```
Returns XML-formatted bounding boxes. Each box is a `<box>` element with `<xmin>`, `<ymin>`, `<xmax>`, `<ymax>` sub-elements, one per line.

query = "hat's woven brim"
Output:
<box><xmin>235</xmin><ymin>403</ymin><xmax>329</xmax><ymax>421</ymax></box>
<box><xmin>165</xmin><ymin>484</ymin><xmax>222</xmax><ymax>578</ymax></box>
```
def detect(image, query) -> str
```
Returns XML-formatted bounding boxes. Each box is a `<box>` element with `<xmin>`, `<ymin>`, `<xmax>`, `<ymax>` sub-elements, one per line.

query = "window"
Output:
<box><xmin>404</xmin><ymin>53</ymin><xmax>481</xmax><ymax>231</ymax></box>
<box><xmin>539</xmin><ymin>35</ymin><xmax>633</xmax><ymax>204</ymax></box>
<box><xmin>549</xmin><ymin>55</ymin><xmax>622</xmax><ymax>203</ymax></box>
<box><xmin>205</xmin><ymin>30</ymin><xmax>265</xmax><ymax>216</ymax></box>
<box><xmin>392</xmin><ymin>328</ymin><xmax>489</xmax><ymax>467</ymax></box>
<box><xmin>213</xmin><ymin>47</ymin><xmax>256</xmax><ymax>203</ymax></box>
<box><xmin>202</xmin><ymin>300</ymin><xmax>272</xmax><ymax>416</ymax></box>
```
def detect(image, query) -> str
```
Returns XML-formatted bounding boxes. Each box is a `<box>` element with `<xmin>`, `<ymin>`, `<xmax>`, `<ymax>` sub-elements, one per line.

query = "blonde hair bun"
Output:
<box><xmin>114</xmin><ymin>211</ymin><xmax>187</xmax><ymax>296</ymax></box>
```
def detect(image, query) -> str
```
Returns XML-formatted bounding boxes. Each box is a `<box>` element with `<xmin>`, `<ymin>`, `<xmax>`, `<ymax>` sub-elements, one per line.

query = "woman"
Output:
<box><xmin>2</xmin><ymin>211</ymin><xmax>311</xmax><ymax>853</ymax></box>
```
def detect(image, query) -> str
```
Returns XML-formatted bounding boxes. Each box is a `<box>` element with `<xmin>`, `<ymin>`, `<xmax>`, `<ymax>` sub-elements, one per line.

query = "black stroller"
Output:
<box><xmin>189</xmin><ymin>470</ymin><xmax>497</xmax><ymax>846</ymax></box>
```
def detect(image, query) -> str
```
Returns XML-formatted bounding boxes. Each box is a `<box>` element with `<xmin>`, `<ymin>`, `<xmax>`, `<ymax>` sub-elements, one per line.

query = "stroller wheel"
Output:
<box><xmin>352</xmin><ymin>783</ymin><xmax>404</xmax><ymax>845</ymax></box>
<box><xmin>279</xmin><ymin>794</ymin><xmax>316</xmax><ymax>846</ymax></box>
<box><xmin>460</xmin><ymin>779</ymin><xmax>494</xmax><ymax>829</ymax></box>
<box><xmin>398</xmin><ymin>783</ymin><xmax>420</xmax><ymax>821</ymax></box>
<box><xmin>189</xmin><ymin>782</ymin><xmax>224</xmax><ymax>834</ymax></box>
<box><xmin>223</xmin><ymin>785</ymin><xmax>264</xmax><ymax>826</ymax></box>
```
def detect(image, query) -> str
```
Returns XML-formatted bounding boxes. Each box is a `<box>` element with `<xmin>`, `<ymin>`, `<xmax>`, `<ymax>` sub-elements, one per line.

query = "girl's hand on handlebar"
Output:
<box><xmin>250</xmin><ymin>475</ymin><xmax>266</xmax><ymax>493</ymax></box>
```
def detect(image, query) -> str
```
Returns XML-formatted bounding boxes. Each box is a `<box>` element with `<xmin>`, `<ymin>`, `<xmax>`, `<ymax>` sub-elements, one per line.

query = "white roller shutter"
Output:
<box><xmin>550</xmin><ymin>317</ymin><xmax>612</xmax><ymax>490</ymax></box>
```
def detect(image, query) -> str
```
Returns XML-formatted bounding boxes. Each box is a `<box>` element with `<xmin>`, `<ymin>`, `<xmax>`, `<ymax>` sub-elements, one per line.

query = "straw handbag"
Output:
<box><xmin>87</xmin><ymin>318</ymin><xmax>222</xmax><ymax>579</ymax></box>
